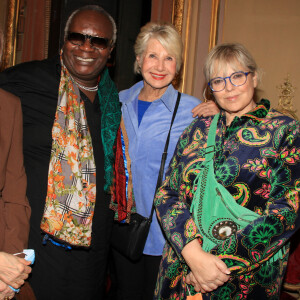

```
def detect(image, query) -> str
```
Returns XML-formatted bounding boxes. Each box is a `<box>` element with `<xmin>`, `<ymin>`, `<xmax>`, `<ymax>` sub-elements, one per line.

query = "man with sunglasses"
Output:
<box><xmin>0</xmin><ymin>5</ymin><xmax>120</xmax><ymax>300</ymax></box>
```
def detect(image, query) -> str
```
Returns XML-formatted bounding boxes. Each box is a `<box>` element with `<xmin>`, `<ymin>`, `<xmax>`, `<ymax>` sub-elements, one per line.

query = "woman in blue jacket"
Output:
<box><xmin>110</xmin><ymin>22</ymin><xmax>218</xmax><ymax>300</ymax></box>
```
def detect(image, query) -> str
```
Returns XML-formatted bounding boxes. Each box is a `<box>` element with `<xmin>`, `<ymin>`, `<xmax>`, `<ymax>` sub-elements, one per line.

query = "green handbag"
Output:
<box><xmin>191</xmin><ymin>114</ymin><xmax>260</xmax><ymax>252</ymax></box>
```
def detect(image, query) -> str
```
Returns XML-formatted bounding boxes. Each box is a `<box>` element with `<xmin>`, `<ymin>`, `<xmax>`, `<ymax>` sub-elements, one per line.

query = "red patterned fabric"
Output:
<box><xmin>110</xmin><ymin>119</ymin><xmax>135</xmax><ymax>222</ymax></box>
<box><xmin>284</xmin><ymin>230</ymin><xmax>300</xmax><ymax>289</ymax></box>
<box><xmin>112</xmin><ymin>127</ymin><xmax>127</xmax><ymax>221</ymax></box>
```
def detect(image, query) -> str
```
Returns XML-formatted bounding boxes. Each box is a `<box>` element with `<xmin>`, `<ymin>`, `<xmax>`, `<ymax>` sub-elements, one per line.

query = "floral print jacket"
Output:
<box><xmin>154</xmin><ymin>100</ymin><xmax>300</xmax><ymax>300</ymax></box>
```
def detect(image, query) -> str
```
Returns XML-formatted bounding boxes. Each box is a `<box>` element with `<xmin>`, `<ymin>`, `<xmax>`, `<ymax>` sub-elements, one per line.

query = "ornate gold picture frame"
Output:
<box><xmin>1</xmin><ymin>0</ymin><xmax>20</xmax><ymax>71</ymax></box>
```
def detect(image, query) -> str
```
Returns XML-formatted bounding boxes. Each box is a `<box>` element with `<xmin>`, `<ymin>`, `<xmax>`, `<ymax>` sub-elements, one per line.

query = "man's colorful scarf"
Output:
<box><xmin>40</xmin><ymin>54</ymin><xmax>121</xmax><ymax>247</ymax></box>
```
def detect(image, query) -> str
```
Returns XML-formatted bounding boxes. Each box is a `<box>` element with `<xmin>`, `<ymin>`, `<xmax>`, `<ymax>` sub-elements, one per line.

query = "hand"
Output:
<box><xmin>0</xmin><ymin>252</ymin><xmax>31</xmax><ymax>289</ymax></box>
<box><xmin>191</xmin><ymin>100</ymin><xmax>220</xmax><ymax>118</ymax></box>
<box><xmin>0</xmin><ymin>280</ymin><xmax>15</xmax><ymax>300</ymax></box>
<box><xmin>182</xmin><ymin>239</ymin><xmax>230</xmax><ymax>293</ymax></box>
<box><xmin>185</xmin><ymin>271</ymin><xmax>204</xmax><ymax>293</ymax></box>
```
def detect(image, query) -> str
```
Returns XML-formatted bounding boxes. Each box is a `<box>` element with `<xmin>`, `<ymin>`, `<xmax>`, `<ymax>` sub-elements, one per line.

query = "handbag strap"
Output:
<box><xmin>149</xmin><ymin>92</ymin><xmax>182</xmax><ymax>220</ymax></box>
<box><xmin>204</xmin><ymin>113</ymin><xmax>219</xmax><ymax>162</ymax></box>
<box><xmin>190</xmin><ymin>114</ymin><xmax>219</xmax><ymax>215</ymax></box>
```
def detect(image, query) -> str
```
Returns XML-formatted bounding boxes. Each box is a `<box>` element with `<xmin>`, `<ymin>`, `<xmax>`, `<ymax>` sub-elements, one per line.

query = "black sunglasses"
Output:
<box><xmin>66</xmin><ymin>32</ymin><xmax>111</xmax><ymax>50</ymax></box>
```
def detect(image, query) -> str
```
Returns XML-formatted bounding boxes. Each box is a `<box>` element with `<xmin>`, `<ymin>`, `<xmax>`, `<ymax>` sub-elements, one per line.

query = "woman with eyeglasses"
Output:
<box><xmin>0</xmin><ymin>5</ymin><xmax>121</xmax><ymax>300</ymax></box>
<box><xmin>154</xmin><ymin>43</ymin><xmax>300</xmax><ymax>299</ymax></box>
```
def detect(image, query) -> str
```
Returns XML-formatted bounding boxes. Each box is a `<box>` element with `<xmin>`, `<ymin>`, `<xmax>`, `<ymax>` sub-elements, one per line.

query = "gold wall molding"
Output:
<box><xmin>172</xmin><ymin>0</ymin><xmax>184</xmax><ymax>35</ymax></box>
<box><xmin>209</xmin><ymin>0</ymin><xmax>220</xmax><ymax>51</ymax></box>
<box><xmin>172</xmin><ymin>0</ymin><xmax>185</xmax><ymax>89</ymax></box>
<box><xmin>1</xmin><ymin>0</ymin><xmax>20</xmax><ymax>71</ymax></box>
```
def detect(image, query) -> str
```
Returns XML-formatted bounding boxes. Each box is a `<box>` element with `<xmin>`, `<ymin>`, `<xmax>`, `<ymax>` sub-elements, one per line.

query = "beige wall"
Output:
<box><xmin>221</xmin><ymin>0</ymin><xmax>300</xmax><ymax>118</ymax></box>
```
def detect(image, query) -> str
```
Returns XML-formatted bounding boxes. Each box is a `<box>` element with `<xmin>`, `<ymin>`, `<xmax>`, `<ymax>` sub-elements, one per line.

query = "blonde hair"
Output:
<box><xmin>134</xmin><ymin>22</ymin><xmax>183</xmax><ymax>74</ymax></box>
<box><xmin>203</xmin><ymin>43</ymin><xmax>259</xmax><ymax>82</ymax></box>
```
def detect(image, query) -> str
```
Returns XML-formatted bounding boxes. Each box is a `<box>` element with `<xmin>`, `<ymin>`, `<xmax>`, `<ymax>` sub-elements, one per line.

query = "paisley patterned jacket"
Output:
<box><xmin>154</xmin><ymin>99</ymin><xmax>300</xmax><ymax>299</ymax></box>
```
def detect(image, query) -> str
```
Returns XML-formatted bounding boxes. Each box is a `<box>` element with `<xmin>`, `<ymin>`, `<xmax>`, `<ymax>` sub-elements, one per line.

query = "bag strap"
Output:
<box><xmin>148</xmin><ymin>92</ymin><xmax>181</xmax><ymax>220</ymax></box>
<box><xmin>204</xmin><ymin>113</ymin><xmax>219</xmax><ymax>162</ymax></box>
<box><xmin>190</xmin><ymin>114</ymin><xmax>219</xmax><ymax>215</ymax></box>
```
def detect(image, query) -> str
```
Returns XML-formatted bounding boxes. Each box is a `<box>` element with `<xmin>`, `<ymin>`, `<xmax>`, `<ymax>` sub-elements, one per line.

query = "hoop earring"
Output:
<box><xmin>203</xmin><ymin>86</ymin><xmax>215</xmax><ymax>102</ymax></box>
<box><xmin>203</xmin><ymin>87</ymin><xmax>207</xmax><ymax>102</ymax></box>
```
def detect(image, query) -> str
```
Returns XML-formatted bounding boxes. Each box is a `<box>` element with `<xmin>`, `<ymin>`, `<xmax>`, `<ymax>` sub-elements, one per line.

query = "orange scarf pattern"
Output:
<box><xmin>40</xmin><ymin>56</ymin><xmax>96</xmax><ymax>247</ymax></box>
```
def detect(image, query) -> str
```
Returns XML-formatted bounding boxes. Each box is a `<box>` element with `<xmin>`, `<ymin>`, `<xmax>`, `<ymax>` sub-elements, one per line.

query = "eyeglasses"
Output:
<box><xmin>66</xmin><ymin>32</ymin><xmax>111</xmax><ymax>50</ymax></box>
<box><xmin>208</xmin><ymin>71</ymin><xmax>253</xmax><ymax>92</ymax></box>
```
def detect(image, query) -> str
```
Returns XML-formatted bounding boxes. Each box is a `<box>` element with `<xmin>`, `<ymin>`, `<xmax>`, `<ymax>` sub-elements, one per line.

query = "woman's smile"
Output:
<box><xmin>150</xmin><ymin>72</ymin><xmax>167</xmax><ymax>80</ymax></box>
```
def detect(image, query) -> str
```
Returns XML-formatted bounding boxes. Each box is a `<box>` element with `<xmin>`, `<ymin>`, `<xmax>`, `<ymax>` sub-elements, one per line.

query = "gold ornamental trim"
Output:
<box><xmin>1</xmin><ymin>0</ymin><xmax>20</xmax><ymax>71</ymax></box>
<box><xmin>172</xmin><ymin>0</ymin><xmax>184</xmax><ymax>35</ymax></box>
<box><xmin>276</xmin><ymin>75</ymin><xmax>298</xmax><ymax>120</ymax></box>
<box><xmin>172</xmin><ymin>0</ymin><xmax>185</xmax><ymax>90</ymax></box>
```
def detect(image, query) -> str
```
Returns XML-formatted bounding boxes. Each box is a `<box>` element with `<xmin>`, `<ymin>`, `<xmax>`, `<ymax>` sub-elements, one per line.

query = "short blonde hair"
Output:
<box><xmin>134</xmin><ymin>22</ymin><xmax>183</xmax><ymax>74</ymax></box>
<box><xmin>203</xmin><ymin>43</ymin><xmax>259</xmax><ymax>82</ymax></box>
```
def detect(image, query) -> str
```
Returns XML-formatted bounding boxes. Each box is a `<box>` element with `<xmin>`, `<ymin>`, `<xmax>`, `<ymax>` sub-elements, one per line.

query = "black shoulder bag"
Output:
<box><xmin>111</xmin><ymin>92</ymin><xmax>181</xmax><ymax>261</ymax></box>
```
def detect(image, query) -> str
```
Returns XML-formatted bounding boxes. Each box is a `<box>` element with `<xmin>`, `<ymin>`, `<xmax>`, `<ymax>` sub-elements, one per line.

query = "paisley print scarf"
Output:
<box><xmin>40</xmin><ymin>54</ymin><xmax>121</xmax><ymax>247</ymax></box>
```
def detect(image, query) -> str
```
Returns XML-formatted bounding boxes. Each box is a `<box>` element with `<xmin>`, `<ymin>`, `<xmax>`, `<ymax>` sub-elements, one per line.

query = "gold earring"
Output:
<box><xmin>203</xmin><ymin>86</ymin><xmax>214</xmax><ymax>102</ymax></box>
